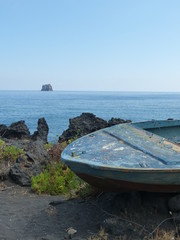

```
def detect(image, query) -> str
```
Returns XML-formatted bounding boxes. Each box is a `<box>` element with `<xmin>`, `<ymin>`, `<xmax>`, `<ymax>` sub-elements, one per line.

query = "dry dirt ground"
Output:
<box><xmin>0</xmin><ymin>181</ymin><xmax>107</xmax><ymax>240</ymax></box>
<box><xmin>0</xmin><ymin>181</ymin><xmax>180</xmax><ymax>240</ymax></box>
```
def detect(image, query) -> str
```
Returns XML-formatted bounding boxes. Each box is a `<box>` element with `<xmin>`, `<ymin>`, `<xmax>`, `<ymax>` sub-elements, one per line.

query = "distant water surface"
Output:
<box><xmin>0</xmin><ymin>91</ymin><xmax>180</xmax><ymax>141</ymax></box>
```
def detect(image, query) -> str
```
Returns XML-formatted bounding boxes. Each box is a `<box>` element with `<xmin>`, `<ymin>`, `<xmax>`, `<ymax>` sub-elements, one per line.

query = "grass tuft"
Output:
<box><xmin>0</xmin><ymin>139</ymin><xmax>25</xmax><ymax>162</ymax></box>
<box><xmin>152</xmin><ymin>228</ymin><xmax>176</xmax><ymax>240</ymax></box>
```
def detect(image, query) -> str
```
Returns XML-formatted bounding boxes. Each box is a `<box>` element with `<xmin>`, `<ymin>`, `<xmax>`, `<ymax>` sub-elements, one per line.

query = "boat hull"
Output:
<box><xmin>61</xmin><ymin>155</ymin><xmax>180</xmax><ymax>192</ymax></box>
<box><xmin>61</xmin><ymin>120</ymin><xmax>180</xmax><ymax>192</ymax></box>
<box><xmin>77</xmin><ymin>173</ymin><xmax>180</xmax><ymax>192</ymax></box>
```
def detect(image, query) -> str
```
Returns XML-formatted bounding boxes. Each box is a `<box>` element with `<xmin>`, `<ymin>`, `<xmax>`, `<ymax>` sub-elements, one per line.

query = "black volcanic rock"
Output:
<box><xmin>59</xmin><ymin>113</ymin><xmax>108</xmax><ymax>143</ymax></box>
<box><xmin>0</xmin><ymin>114</ymin><xmax>131</xmax><ymax>185</ymax></box>
<box><xmin>108</xmin><ymin>117</ymin><xmax>131</xmax><ymax>126</ymax></box>
<box><xmin>59</xmin><ymin>113</ymin><xmax>131</xmax><ymax>143</ymax></box>
<box><xmin>41</xmin><ymin>84</ymin><xmax>53</xmax><ymax>91</ymax></box>
<box><xmin>0</xmin><ymin>121</ymin><xmax>31</xmax><ymax>139</ymax></box>
<box><xmin>9</xmin><ymin>139</ymin><xmax>49</xmax><ymax>186</ymax></box>
<box><xmin>31</xmin><ymin>118</ymin><xmax>49</xmax><ymax>143</ymax></box>
<box><xmin>0</xmin><ymin>118</ymin><xmax>50</xmax><ymax>186</ymax></box>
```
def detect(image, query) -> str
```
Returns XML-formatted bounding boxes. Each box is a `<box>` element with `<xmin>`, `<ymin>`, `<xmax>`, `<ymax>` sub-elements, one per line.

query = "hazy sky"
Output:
<box><xmin>0</xmin><ymin>0</ymin><xmax>180</xmax><ymax>91</ymax></box>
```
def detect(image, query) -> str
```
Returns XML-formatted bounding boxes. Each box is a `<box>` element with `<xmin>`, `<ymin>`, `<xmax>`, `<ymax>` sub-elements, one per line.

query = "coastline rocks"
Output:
<box><xmin>0</xmin><ymin>113</ymin><xmax>131</xmax><ymax>185</ymax></box>
<box><xmin>9</xmin><ymin>140</ymin><xmax>49</xmax><ymax>186</ymax></box>
<box><xmin>59</xmin><ymin>113</ymin><xmax>131</xmax><ymax>143</ymax></box>
<box><xmin>59</xmin><ymin>113</ymin><xmax>108</xmax><ymax>143</ymax></box>
<box><xmin>108</xmin><ymin>117</ymin><xmax>131</xmax><ymax>126</ymax></box>
<box><xmin>31</xmin><ymin>118</ymin><xmax>49</xmax><ymax>143</ymax></box>
<box><xmin>0</xmin><ymin>118</ymin><xmax>50</xmax><ymax>186</ymax></box>
<box><xmin>41</xmin><ymin>84</ymin><xmax>53</xmax><ymax>91</ymax></box>
<box><xmin>0</xmin><ymin>118</ymin><xmax>49</xmax><ymax>143</ymax></box>
<box><xmin>0</xmin><ymin>121</ymin><xmax>31</xmax><ymax>139</ymax></box>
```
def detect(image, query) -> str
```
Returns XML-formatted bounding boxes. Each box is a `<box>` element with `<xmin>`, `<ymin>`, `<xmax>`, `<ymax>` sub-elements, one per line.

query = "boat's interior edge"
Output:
<box><xmin>132</xmin><ymin>120</ymin><xmax>180</xmax><ymax>144</ymax></box>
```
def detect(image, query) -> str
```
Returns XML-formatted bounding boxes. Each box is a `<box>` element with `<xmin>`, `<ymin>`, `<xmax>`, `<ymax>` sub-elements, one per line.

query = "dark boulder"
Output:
<box><xmin>59</xmin><ymin>113</ymin><xmax>108</xmax><ymax>143</ymax></box>
<box><xmin>31</xmin><ymin>118</ymin><xmax>49</xmax><ymax>143</ymax></box>
<box><xmin>59</xmin><ymin>113</ymin><xmax>131</xmax><ymax>143</ymax></box>
<box><xmin>108</xmin><ymin>117</ymin><xmax>131</xmax><ymax>126</ymax></box>
<box><xmin>8</xmin><ymin>137</ymin><xmax>50</xmax><ymax>186</ymax></box>
<box><xmin>0</xmin><ymin>118</ymin><xmax>50</xmax><ymax>186</ymax></box>
<box><xmin>9</xmin><ymin>163</ymin><xmax>39</xmax><ymax>186</ymax></box>
<box><xmin>0</xmin><ymin>121</ymin><xmax>30</xmax><ymax>139</ymax></box>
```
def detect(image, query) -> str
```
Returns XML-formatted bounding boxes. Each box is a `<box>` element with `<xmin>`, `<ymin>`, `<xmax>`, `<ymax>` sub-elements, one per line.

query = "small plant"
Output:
<box><xmin>44</xmin><ymin>142</ymin><xmax>53</xmax><ymax>151</ymax></box>
<box><xmin>32</xmin><ymin>138</ymin><xmax>97</xmax><ymax>197</ymax></box>
<box><xmin>31</xmin><ymin>162</ymin><xmax>83</xmax><ymax>195</ymax></box>
<box><xmin>0</xmin><ymin>139</ymin><xmax>25</xmax><ymax>162</ymax></box>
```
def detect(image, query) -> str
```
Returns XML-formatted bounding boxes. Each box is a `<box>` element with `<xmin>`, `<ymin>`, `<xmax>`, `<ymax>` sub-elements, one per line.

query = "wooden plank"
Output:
<box><xmin>104</xmin><ymin>124</ymin><xmax>180</xmax><ymax>165</ymax></box>
<box><xmin>62</xmin><ymin>127</ymin><xmax>175</xmax><ymax>169</ymax></box>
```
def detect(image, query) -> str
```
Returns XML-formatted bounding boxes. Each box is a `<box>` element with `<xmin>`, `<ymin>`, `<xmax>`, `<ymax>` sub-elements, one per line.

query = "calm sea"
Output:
<box><xmin>1</xmin><ymin>91</ymin><xmax>180</xmax><ymax>141</ymax></box>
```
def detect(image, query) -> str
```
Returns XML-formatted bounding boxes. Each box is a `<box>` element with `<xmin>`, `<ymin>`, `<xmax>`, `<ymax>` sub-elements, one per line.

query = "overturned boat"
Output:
<box><xmin>61</xmin><ymin>119</ymin><xmax>180</xmax><ymax>192</ymax></box>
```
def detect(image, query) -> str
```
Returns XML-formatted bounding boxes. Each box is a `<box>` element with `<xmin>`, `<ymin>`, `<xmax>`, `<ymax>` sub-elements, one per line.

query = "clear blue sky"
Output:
<box><xmin>0</xmin><ymin>0</ymin><xmax>180</xmax><ymax>91</ymax></box>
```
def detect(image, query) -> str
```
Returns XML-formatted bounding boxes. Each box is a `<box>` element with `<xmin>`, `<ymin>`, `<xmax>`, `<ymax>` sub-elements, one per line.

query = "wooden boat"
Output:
<box><xmin>61</xmin><ymin>119</ymin><xmax>180</xmax><ymax>192</ymax></box>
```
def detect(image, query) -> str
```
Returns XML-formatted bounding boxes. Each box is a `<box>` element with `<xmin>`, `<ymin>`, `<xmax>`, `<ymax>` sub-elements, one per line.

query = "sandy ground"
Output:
<box><xmin>0</xmin><ymin>182</ymin><xmax>107</xmax><ymax>240</ymax></box>
<box><xmin>0</xmin><ymin>181</ymin><xmax>178</xmax><ymax>240</ymax></box>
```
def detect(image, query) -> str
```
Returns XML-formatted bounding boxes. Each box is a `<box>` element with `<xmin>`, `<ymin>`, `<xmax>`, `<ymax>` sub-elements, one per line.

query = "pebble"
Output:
<box><xmin>67</xmin><ymin>227</ymin><xmax>77</xmax><ymax>239</ymax></box>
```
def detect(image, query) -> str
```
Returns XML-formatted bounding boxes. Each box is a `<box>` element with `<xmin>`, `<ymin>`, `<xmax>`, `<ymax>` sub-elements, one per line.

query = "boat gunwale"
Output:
<box><xmin>61</xmin><ymin>153</ymin><xmax>180</xmax><ymax>173</ymax></box>
<box><xmin>131</xmin><ymin>119</ymin><xmax>180</xmax><ymax>129</ymax></box>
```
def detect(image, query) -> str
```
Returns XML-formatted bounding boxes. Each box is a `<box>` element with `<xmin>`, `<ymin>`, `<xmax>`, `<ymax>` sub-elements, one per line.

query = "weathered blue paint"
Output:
<box><xmin>61</xmin><ymin>119</ymin><xmax>180</xmax><ymax>192</ymax></box>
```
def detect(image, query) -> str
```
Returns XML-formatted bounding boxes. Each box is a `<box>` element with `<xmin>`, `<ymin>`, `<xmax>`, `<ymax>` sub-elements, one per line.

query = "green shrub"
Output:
<box><xmin>44</xmin><ymin>142</ymin><xmax>53</xmax><ymax>151</ymax></box>
<box><xmin>32</xmin><ymin>140</ymin><xmax>98</xmax><ymax>197</ymax></box>
<box><xmin>31</xmin><ymin>162</ymin><xmax>83</xmax><ymax>195</ymax></box>
<box><xmin>0</xmin><ymin>139</ymin><xmax>25</xmax><ymax>162</ymax></box>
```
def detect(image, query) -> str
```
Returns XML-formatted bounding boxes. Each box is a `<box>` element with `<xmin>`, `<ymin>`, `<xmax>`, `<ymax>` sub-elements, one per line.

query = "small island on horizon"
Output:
<box><xmin>41</xmin><ymin>84</ymin><xmax>53</xmax><ymax>91</ymax></box>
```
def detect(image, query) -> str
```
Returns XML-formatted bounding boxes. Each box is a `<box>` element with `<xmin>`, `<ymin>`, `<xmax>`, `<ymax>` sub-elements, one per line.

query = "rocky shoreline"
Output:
<box><xmin>59</xmin><ymin>112</ymin><xmax>131</xmax><ymax>143</ymax></box>
<box><xmin>0</xmin><ymin>113</ymin><xmax>131</xmax><ymax>186</ymax></box>
<box><xmin>1</xmin><ymin>113</ymin><xmax>180</xmax><ymax>239</ymax></box>
<box><xmin>0</xmin><ymin>118</ymin><xmax>49</xmax><ymax>185</ymax></box>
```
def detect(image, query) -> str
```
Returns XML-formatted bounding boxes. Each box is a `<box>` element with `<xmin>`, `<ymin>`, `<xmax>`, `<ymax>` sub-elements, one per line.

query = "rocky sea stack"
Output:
<box><xmin>41</xmin><ymin>84</ymin><xmax>53</xmax><ymax>91</ymax></box>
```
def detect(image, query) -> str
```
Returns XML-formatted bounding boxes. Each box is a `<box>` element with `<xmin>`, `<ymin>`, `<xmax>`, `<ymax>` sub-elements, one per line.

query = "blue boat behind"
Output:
<box><xmin>61</xmin><ymin>119</ymin><xmax>180</xmax><ymax>192</ymax></box>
